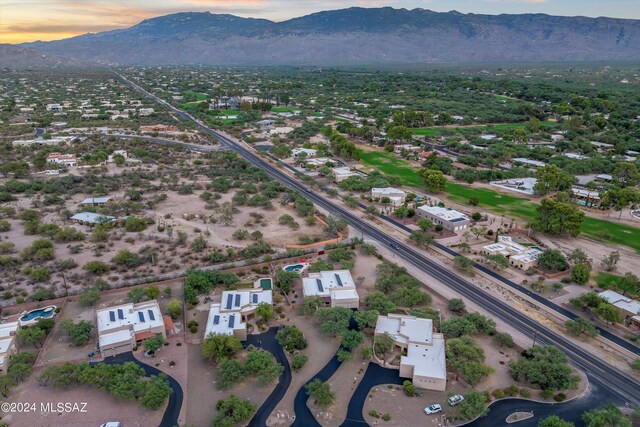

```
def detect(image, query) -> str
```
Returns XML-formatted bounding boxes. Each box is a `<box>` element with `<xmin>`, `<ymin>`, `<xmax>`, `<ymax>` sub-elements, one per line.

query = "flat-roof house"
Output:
<box><xmin>204</xmin><ymin>289</ymin><xmax>273</xmax><ymax>341</ymax></box>
<box><xmin>46</xmin><ymin>104</ymin><xmax>63</xmax><ymax>111</ymax></box>
<box><xmin>416</xmin><ymin>206</ymin><xmax>470</xmax><ymax>232</ymax></box>
<box><xmin>256</xmin><ymin>119</ymin><xmax>275</xmax><ymax>128</ymax></box>
<box><xmin>0</xmin><ymin>322</ymin><xmax>20</xmax><ymax>373</ymax></box>
<box><xmin>292</xmin><ymin>148</ymin><xmax>317</xmax><ymax>158</ymax></box>
<box><xmin>482</xmin><ymin>236</ymin><xmax>543</xmax><ymax>270</ymax></box>
<box><xmin>371</xmin><ymin>188</ymin><xmax>407</xmax><ymax>206</ymax></box>
<box><xmin>71</xmin><ymin>212</ymin><xmax>116</xmax><ymax>225</ymax></box>
<box><xmin>394</xmin><ymin>144</ymin><xmax>421</xmax><ymax>154</ymax></box>
<box><xmin>333</xmin><ymin>167</ymin><xmax>361</xmax><ymax>183</ymax></box>
<box><xmin>511</xmin><ymin>158</ymin><xmax>547</xmax><ymax>168</ymax></box>
<box><xmin>302</xmin><ymin>270</ymin><xmax>359</xmax><ymax>308</ymax></box>
<box><xmin>599</xmin><ymin>290</ymin><xmax>640</xmax><ymax>327</ymax></box>
<box><xmin>375</xmin><ymin>314</ymin><xmax>446</xmax><ymax>391</ymax></box>
<box><xmin>205</xmin><ymin>304</ymin><xmax>247</xmax><ymax>341</ymax></box>
<box><xmin>97</xmin><ymin>300</ymin><xmax>166</xmax><ymax>357</ymax></box>
<box><xmin>80</xmin><ymin>196</ymin><xmax>111</xmax><ymax>206</ymax></box>
<box><xmin>47</xmin><ymin>153</ymin><xmax>77</xmax><ymax>167</ymax></box>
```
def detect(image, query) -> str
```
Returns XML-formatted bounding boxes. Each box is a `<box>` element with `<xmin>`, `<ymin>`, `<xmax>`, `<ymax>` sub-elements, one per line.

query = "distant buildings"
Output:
<box><xmin>46</xmin><ymin>153</ymin><xmax>77</xmax><ymax>167</ymax></box>
<box><xmin>371</xmin><ymin>188</ymin><xmax>407</xmax><ymax>206</ymax></box>
<box><xmin>46</xmin><ymin>104</ymin><xmax>63</xmax><ymax>111</ymax></box>
<box><xmin>416</xmin><ymin>206</ymin><xmax>470</xmax><ymax>232</ymax></box>
<box><xmin>12</xmin><ymin>136</ymin><xmax>75</xmax><ymax>147</ymax></box>
<box><xmin>302</xmin><ymin>270</ymin><xmax>359</xmax><ymax>308</ymax></box>
<box><xmin>71</xmin><ymin>212</ymin><xmax>116</xmax><ymax>225</ymax></box>
<box><xmin>375</xmin><ymin>314</ymin><xmax>446</xmax><ymax>391</ymax></box>
<box><xmin>394</xmin><ymin>144</ymin><xmax>421</xmax><ymax>155</ymax></box>
<box><xmin>332</xmin><ymin>167</ymin><xmax>362</xmax><ymax>183</ymax></box>
<box><xmin>205</xmin><ymin>289</ymin><xmax>273</xmax><ymax>341</ymax></box>
<box><xmin>80</xmin><ymin>196</ymin><xmax>111</xmax><ymax>206</ymax></box>
<box><xmin>139</xmin><ymin>124</ymin><xmax>177</xmax><ymax>132</ymax></box>
<box><xmin>511</xmin><ymin>158</ymin><xmax>547</xmax><ymax>168</ymax></box>
<box><xmin>96</xmin><ymin>300</ymin><xmax>167</xmax><ymax>357</ymax></box>
<box><xmin>291</xmin><ymin>148</ymin><xmax>317</xmax><ymax>158</ymax></box>
<box><xmin>0</xmin><ymin>321</ymin><xmax>20</xmax><ymax>373</ymax></box>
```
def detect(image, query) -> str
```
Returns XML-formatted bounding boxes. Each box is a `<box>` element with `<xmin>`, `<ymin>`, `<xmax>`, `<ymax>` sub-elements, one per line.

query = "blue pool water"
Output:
<box><xmin>20</xmin><ymin>307</ymin><xmax>55</xmax><ymax>322</ymax></box>
<box><xmin>284</xmin><ymin>264</ymin><xmax>304</xmax><ymax>272</ymax></box>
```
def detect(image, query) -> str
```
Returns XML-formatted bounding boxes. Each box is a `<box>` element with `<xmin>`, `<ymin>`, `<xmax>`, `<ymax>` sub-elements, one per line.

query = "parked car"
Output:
<box><xmin>448</xmin><ymin>395</ymin><xmax>464</xmax><ymax>406</ymax></box>
<box><xmin>424</xmin><ymin>404</ymin><xmax>442</xmax><ymax>415</ymax></box>
<box><xmin>100</xmin><ymin>422</ymin><xmax>121</xmax><ymax>427</ymax></box>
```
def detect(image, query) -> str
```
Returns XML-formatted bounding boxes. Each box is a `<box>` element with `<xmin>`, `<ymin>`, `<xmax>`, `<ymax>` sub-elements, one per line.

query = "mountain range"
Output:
<box><xmin>8</xmin><ymin>7</ymin><xmax>640</xmax><ymax>66</ymax></box>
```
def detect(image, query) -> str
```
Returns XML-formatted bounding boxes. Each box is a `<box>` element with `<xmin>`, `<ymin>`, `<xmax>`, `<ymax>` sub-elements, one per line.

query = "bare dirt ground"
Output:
<box><xmin>6</xmin><ymin>371</ymin><xmax>165</xmax><ymax>427</ymax></box>
<box><xmin>267</xmin><ymin>309</ymin><xmax>340</xmax><ymax>427</ymax></box>
<box><xmin>185</xmin><ymin>339</ymin><xmax>276</xmax><ymax>427</ymax></box>
<box><xmin>1</xmin><ymin>175</ymin><xmax>326</xmax><ymax>304</ymax></box>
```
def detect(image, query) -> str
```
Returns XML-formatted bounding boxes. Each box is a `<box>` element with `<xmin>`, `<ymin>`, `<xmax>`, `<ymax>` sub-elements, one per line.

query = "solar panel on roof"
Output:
<box><xmin>213</xmin><ymin>315</ymin><xmax>220</xmax><ymax>325</ymax></box>
<box><xmin>109</xmin><ymin>311</ymin><xmax>115</xmax><ymax>322</ymax></box>
<box><xmin>117</xmin><ymin>309</ymin><xmax>124</xmax><ymax>319</ymax></box>
<box><xmin>228</xmin><ymin>315</ymin><xmax>235</xmax><ymax>328</ymax></box>
<box><xmin>226</xmin><ymin>294</ymin><xmax>233</xmax><ymax>310</ymax></box>
<box><xmin>138</xmin><ymin>312</ymin><xmax>145</xmax><ymax>322</ymax></box>
<box><xmin>335</xmin><ymin>273</ymin><xmax>343</xmax><ymax>287</ymax></box>
<box><xmin>252</xmin><ymin>294</ymin><xmax>258</xmax><ymax>303</ymax></box>
<box><xmin>148</xmin><ymin>310</ymin><xmax>155</xmax><ymax>321</ymax></box>
<box><xmin>234</xmin><ymin>294</ymin><xmax>241</xmax><ymax>307</ymax></box>
<box><xmin>316</xmin><ymin>278</ymin><xmax>324</xmax><ymax>292</ymax></box>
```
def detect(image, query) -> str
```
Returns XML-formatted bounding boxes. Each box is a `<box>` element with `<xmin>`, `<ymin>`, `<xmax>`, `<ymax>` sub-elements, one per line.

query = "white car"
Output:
<box><xmin>100</xmin><ymin>423</ymin><xmax>121</xmax><ymax>427</ymax></box>
<box><xmin>424</xmin><ymin>404</ymin><xmax>442</xmax><ymax>415</ymax></box>
<box><xmin>448</xmin><ymin>394</ymin><xmax>464</xmax><ymax>406</ymax></box>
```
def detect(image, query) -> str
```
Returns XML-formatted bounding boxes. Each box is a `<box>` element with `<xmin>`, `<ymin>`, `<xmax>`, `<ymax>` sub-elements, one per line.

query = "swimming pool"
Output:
<box><xmin>19</xmin><ymin>305</ymin><xmax>57</xmax><ymax>326</ymax></box>
<box><xmin>283</xmin><ymin>264</ymin><xmax>306</xmax><ymax>273</ymax></box>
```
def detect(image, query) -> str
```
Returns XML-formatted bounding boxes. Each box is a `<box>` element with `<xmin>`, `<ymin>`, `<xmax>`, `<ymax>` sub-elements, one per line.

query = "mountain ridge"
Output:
<box><xmin>15</xmin><ymin>7</ymin><xmax>640</xmax><ymax>65</ymax></box>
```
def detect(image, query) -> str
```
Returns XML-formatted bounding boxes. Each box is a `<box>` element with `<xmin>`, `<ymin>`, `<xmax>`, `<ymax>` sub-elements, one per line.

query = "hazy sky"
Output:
<box><xmin>2</xmin><ymin>0</ymin><xmax>639</xmax><ymax>44</ymax></box>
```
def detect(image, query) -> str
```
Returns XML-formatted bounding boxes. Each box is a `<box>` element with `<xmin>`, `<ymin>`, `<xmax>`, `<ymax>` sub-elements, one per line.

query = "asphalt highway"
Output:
<box><xmin>118</xmin><ymin>73</ymin><xmax>640</xmax><ymax>407</ymax></box>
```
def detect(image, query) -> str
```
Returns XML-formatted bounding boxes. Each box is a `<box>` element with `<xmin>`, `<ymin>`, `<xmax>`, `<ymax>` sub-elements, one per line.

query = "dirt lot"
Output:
<box><xmin>1</xmin><ymin>177</ymin><xmax>326</xmax><ymax>304</ymax></box>
<box><xmin>6</xmin><ymin>371</ymin><xmax>165</xmax><ymax>427</ymax></box>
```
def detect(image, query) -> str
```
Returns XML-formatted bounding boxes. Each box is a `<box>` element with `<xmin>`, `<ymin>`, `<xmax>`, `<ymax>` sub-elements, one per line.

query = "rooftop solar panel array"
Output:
<box><xmin>335</xmin><ymin>273</ymin><xmax>343</xmax><ymax>286</ymax></box>
<box><xmin>228</xmin><ymin>315</ymin><xmax>235</xmax><ymax>328</ymax></box>
<box><xmin>226</xmin><ymin>294</ymin><xmax>233</xmax><ymax>310</ymax></box>
<box><xmin>213</xmin><ymin>315</ymin><xmax>220</xmax><ymax>325</ymax></box>
<box><xmin>252</xmin><ymin>294</ymin><xmax>258</xmax><ymax>303</ymax></box>
<box><xmin>316</xmin><ymin>278</ymin><xmax>324</xmax><ymax>292</ymax></box>
<box><xmin>117</xmin><ymin>309</ymin><xmax>124</xmax><ymax>319</ymax></box>
<box><xmin>148</xmin><ymin>310</ymin><xmax>155</xmax><ymax>321</ymax></box>
<box><xmin>234</xmin><ymin>294</ymin><xmax>241</xmax><ymax>307</ymax></box>
<box><xmin>138</xmin><ymin>311</ymin><xmax>145</xmax><ymax>322</ymax></box>
<box><xmin>109</xmin><ymin>311</ymin><xmax>115</xmax><ymax>322</ymax></box>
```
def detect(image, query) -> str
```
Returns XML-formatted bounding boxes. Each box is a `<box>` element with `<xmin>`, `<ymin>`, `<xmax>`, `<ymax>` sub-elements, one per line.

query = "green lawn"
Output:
<box><xmin>412</xmin><ymin>121</ymin><xmax>556</xmax><ymax>136</ymax></box>
<box><xmin>357</xmin><ymin>149</ymin><xmax>640</xmax><ymax>252</ymax></box>
<box><xmin>594</xmin><ymin>272</ymin><xmax>622</xmax><ymax>289</ymax></box>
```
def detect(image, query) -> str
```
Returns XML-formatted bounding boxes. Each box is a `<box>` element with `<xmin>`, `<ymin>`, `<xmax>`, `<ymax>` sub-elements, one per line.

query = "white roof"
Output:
<box><xmin>333</xmin><ymin>167</ymin><xmax>356</xmax><ymax>176</ymax></box>
<box><xmin>331</xmin><ymin>288</ymin><xmax>359</xmax><ymax>301</ymax></box>
<box><xmin>512</xmin><ymin>158</ymin><xmax>546</xmax><ymax>167</ymax></box>
<box><xmin>372</xmin><ymin>187</ymin><xmax>406</xmax><ymax>196</ymax></box>
<box><xmin>403</xmin><ymin>339</ymin><xmax>446</xmax><ymax>380</ymax></box>
<box><xmin>71</xmin><ymin>212</ymin><xmax>116</xmax><ymax>224</ymax></box>
<box><xmin>375</xmin><ymin>314</ymin><xmax>434</xmax><ymax>346</ymax></box>
<box><xmin>417</xmin><ymin>205</ymin><xmax>469</xmax><ymax>222</ymax></box>
<box><xmin>599</xmin><ymin>290</ymin><xmax>640</xmax><ymax>314</ymax></box>
<box><xmin>0</xmin><ymin>322</ymin><xmax>19</xmax><ymax>340</ymax></box>
<box><xmin>205</xmin><ymin>303</ymin><xmax>246</xmax><ymax>337</ymax></box>
<box><xmin>563</xmin><ymin>153</ymin><xmax>588</xmax><ymax>160</ymax></box>
<box><xmin>220</xmin><ymin>289</ymin><xmax>273</xmax><ymax>314</ymax></box>
<box><xmin>99</xmin><ymin>329</ymin><xmax>134</xmax><ymax>348</ymax></box>
<box><xmin>302</xmin><ymin>270</ymin><xmax>356</xmax><ymax>298</ymax></box>
<box><xmin>376</xmin><ymin>314</ymin><xmax>446</xmax><ymax>381</ymax></box>
<box><xmin>97</xmin><ymin>301</ymin><xmax>164</xmax><ymax>335</ymax></box>
<box><xmin>292</xmin><ymin>147</ymin><xmax>317</xmax><ymax>157</ymax></box>
<box><xmin>510</xmin><ymin>248</ymin><xmax>543</xmax><ymax>263</ymax></box>
<box><xmin>81</xmin><ymin>196</ymin><xmax>111</xmax><ymax>204</ymax></box>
